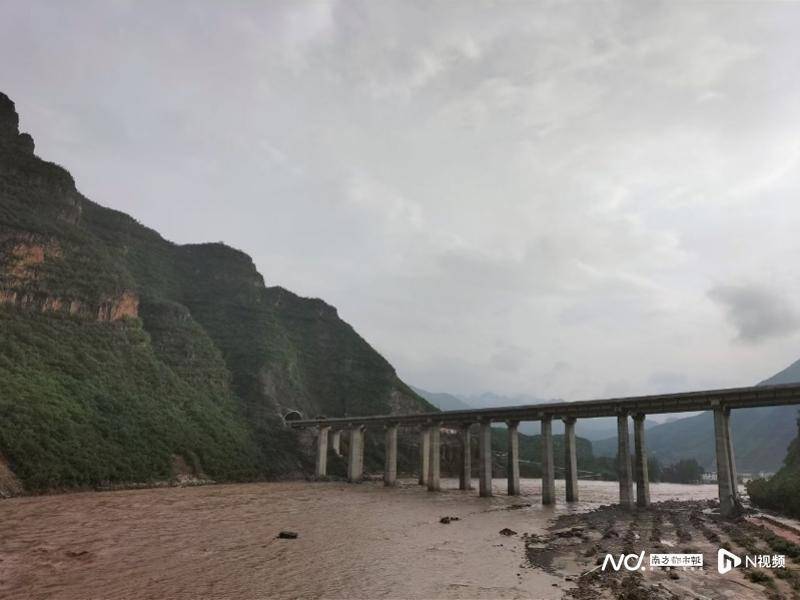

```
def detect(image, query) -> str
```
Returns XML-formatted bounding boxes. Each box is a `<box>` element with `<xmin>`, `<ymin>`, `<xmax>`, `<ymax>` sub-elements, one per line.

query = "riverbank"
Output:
<box><xmin>1</xmin><ymin>478</ymin><xmax>798</xmax><ymax>599</ymax></box>
<box><xmin>532</xmin><ymin>499</ymin><xmax>800</xmax><ymax>599</ymax></box>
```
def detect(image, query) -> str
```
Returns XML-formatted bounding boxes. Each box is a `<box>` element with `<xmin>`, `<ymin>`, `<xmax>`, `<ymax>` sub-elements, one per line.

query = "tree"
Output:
<box><xmin>660</xmin><ymin>458</ymin><xmax>704</xmax><ymax>484</ymax></box>
<box><xmin>747</xmin><ymin>412</ymin><xmax>800</xmax><ymax>517</ymax></box>
<box><xmin>647</xmin><ymin>456</ymin><xmax>662</xmax><ymax>482</ymax></box>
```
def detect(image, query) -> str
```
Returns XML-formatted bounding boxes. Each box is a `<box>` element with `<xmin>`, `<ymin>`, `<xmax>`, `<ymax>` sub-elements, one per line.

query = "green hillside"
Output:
<box><xmin>0</xmin><ymin>91</ymin><xmax>432</xmax><ymax>494</ymax></box>
<box><xmin>593</xmin><ymin>407</ymin><xmax>797</xmax><ymax>473</ymax></box>
<box><xmin>490</xmin><ymin>427</ymin><xmax>617</xmax><ymax>479</ymax></box>
<box><xmin>593</xmin><ymin>362</ymin><xmax>800</xmax><ymax>473</ymax></box>
<box><xmin>747</xmin><ymin>420</ymin><xmax>800</xmax><ymax>517</ymax></box>
<box><xmin>747</xmin><ymin>359</ymin><xmax>800</xmax><ymax>516</ymax></box>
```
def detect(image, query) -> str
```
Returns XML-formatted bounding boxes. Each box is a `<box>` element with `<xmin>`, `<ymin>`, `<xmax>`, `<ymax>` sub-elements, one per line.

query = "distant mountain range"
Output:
<box><xmin>592</xmin><ymin>360</ymin><xmax>800</xmax><ymax>473</ymax></box>
<box><xmin>416</xmin><ymin>357</ymin><xmax>800</xmax><ymax>474</ymax></box>
<box><xmin>410</xmin><ymin>387</ymin><xmax>473</xmax><ymax>412</ymax></box>
<box><xmin>412</xmin><ymin>386</ymin><xmax>652</xmax><ymax>441</ymax></box>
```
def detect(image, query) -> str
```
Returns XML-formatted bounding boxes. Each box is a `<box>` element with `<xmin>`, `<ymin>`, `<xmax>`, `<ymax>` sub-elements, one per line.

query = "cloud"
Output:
<box><xmin>489</xmin><ymin>341</ymin><xmax>532</xmax><ymax>374</ymax></box>
<box><xmin>3</xmin><ymin>1</ymin><xmax>800</xmax><ymax>399</ymax></box>
<box><xmin>708</xmin><ymin>284</ymin><xmax>800</xmax><ymax>343</ymax></box>
<box><xmin>646</xmin><ymin>371</ymin><xmax>689</xmax><ymax>394</ymax></box>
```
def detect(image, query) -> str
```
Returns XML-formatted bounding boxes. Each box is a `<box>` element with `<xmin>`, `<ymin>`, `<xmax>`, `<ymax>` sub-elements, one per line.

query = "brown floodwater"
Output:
<box><xmin>0</xmin><ymin>478</ymin><xmax>725</xmax><ymax>599</ymax></box>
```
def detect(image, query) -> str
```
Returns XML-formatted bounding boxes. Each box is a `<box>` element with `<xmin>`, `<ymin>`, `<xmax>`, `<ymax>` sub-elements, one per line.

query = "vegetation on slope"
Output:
<box><xmin>658</xmin><ymin>458</ymin><xmax>704</xmax><ymax>484</ymax></box>
<box><xmin>747</xmin><ymin>416</ymin><xmax>800</xmax><ymax>518</ymax></box>
<box><xmin>0</xmin><ymin>309</ymin><xmax>265</xmax><ymax>490</ymax></box>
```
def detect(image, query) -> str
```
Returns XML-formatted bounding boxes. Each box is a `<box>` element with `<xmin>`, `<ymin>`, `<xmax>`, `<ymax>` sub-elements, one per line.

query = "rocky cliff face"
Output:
<box><xmin>0</xmin><ymin>92</ymin><xmax>432</xmax><ymax>494</ymax></box>
<box><xmin>0</xmin><ymin>94</ymin><xmax>136</xmax><ymax>323</ymax></box>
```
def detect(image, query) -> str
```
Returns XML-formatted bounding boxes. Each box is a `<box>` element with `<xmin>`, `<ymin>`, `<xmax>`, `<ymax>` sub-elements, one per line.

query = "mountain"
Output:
<box><xmin>463</xmin><ymin>391</ymin><xmax>549</xmax><ymax>409</ymax></box>
<box><xmin>746</xmin><ymin>362</ymin><xmax>800</xmax><ymax>517</ymax></box>
<box><xmin>411</xmin><ymin>386</ymin><xmax>473</xmax><ymax>411</ymax></box>
<box><xmin>489</xmin><ymin>427</ymin><xmax>617</xmax><ymax>480</ymax></box>
<box><xmin>414</xmin><ymin>387</ymin><xmax>633</xmax><ymax>441</ymax></box>
<box><xmin>592</xmin><ymin>364</ymin><xmax>800</xmax><ymax>473</ymax></box>
<box><xmin>0</xmin><ymin>92</ymin><xmax>432</xmax><ymax>494</ymax></box>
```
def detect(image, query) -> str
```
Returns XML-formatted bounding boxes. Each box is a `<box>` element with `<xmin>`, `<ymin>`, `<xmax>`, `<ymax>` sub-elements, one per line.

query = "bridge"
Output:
<box><xmin>288</xmin><ymin>382</ymin><xmax>800</xmax><ymax>516</ymax></box>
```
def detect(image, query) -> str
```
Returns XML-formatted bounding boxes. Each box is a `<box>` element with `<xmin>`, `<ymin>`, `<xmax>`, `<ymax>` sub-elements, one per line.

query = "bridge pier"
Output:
<box><xmin>427</xmin><ymin>423</ymin><xmax>441</xmax><ymax>491</ymax></box>
<box><xmin>541</xmin><ymin>416</ymin><xmax>555</xmax><ymax>505</ymax></box>
<box><xmin>347</xmin><ymin>425</ymin><xmax>364</xmax><ymax>482</ymax></box>
<box><xmin>507</xmin><ymin>420</ymin><xmax>520</xmax><ymax>496</ymax></box>
<box><xmin>725</xmin><ymin>408</ymin><xmax>739</xmax><ymax>503</ymax></box>
<box><xmin>714</xmin><ymin>406</ymin><xmax>741</xmax><ymax>516</ymax></box>
<box><xmin>617</xmin><ymin>413</ymin><xmax>634</xmax><ymax>508</ymax></box>
<box><xmin>563</xmin><ymin>417</ymin><xmax>578</xmax><ymax>502</ymax></box>
<box><xmin>331</xmin><ymin>429</ymin><xmax>341</xmax><ymax>456</ymax></box>
<box><xmin>315</xmin><ymin>425</ymin><xmax>330</xmax><ymax>478</ymax></box>
<box><xmin>384</xmin><ymin>423</ymin><xmax>398</xmax><ymax>486</ymax></box>
<box><xmin>459</xmin><ymin>423</ymin><xmax>472</xmax><ymax>490</ymax></box>
<box><xmin>419</xmin><ymin>428</ymin><xmax>430</xmax><ymax>486</ymax></box>
<box><xmin>633</xmin><ymin>413</ymin><xmax>650</xmax><ymax>507</ymax></box>
<box><xmin>478</xmin><ymin>420</ymin><xmax>493</xmax><ymax>497</ymax></box>
<box><xmin>359</xmin><ymin>428</ymin><xmax>366</xmax><ymax>476</ymax></box>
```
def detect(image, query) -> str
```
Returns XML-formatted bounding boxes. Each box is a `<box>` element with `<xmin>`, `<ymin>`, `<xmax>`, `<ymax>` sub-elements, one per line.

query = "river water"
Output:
<box><xmin>0</xmin><ymin>478</ymin><xmax>724</xmax><ymax>599</ymax></box>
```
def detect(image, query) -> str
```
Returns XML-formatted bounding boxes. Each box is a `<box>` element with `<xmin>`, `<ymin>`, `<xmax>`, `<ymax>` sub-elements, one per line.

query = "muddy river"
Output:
<box><xmin>0</xmin><ymin>478</ymin><xmax>776</xmax><ymax>599</ymax></box>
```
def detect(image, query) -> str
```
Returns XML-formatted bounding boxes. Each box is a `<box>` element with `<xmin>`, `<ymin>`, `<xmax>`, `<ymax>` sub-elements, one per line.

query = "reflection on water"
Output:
<box><xmin>0</xmin><ymin>478</ymin><xmax>725</xmax><ymax>600</ymax></box>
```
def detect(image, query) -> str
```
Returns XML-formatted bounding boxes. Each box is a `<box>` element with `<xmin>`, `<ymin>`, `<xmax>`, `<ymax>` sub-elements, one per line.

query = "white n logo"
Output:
<box><xmin>717</xmin><ymin>548</ymin><xmax>741</xmax><ymax>574</ymax></box>
<box><xmin>601</xmin><ymin>554</ymin><xmax>624</xmax><ymax>571</ymax></box>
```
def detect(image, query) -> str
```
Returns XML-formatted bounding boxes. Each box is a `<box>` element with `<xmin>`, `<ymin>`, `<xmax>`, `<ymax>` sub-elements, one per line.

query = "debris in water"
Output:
<box><xmin>278</xmin><ymin>531</ymin><xmax>298</xmax><ymax>539</ymax></box>
<box><xmin>440</xmin><ymin>516</ymin><xmax>460</xmax><ymax>524</ymax></box>
<box><xmin>499</xmin><ymin>528</ymin><xmax>517</xmax><ymax>536</ymax></box>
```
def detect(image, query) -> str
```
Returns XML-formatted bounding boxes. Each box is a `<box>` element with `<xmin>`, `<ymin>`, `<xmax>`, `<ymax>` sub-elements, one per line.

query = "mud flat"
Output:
<box><xmin>0</xmin><ymin>478</ymin><xmax>797</xmax><ymax>599</ymax></box>
<box><xmin>527</xmin><ymin>500</ymin><xmax>800</xmax><ymax>599</ymax></box>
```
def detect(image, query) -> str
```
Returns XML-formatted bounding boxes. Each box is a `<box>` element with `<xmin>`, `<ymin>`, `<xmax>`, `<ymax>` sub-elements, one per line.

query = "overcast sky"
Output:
<box><xmin>3</xmin><ymin>1</ymin><xmax>800</xmax><ymax>402</ymax></box>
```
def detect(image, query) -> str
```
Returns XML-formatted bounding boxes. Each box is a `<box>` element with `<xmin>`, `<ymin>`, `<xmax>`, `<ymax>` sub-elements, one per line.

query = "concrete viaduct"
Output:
<box><xmin>288</xmin><ymin>382</ymin><xmax>800</xmax><ymax>516</ymax></box>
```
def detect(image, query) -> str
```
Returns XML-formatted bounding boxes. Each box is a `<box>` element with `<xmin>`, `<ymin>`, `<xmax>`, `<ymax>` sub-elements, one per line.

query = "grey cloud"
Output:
<box><xmin>489</xmin><ymin>341</ymin><xmax>532</xmax><ymax>374</ymax></box>
<box><xmin>2</xmin><ymin>1</ymin><xmax>800</xmax><ymax>399</ymax></box>
<box><xmin>708</xmin><ymin>284</ymin><xmax>800</xmax><ymax>343</ymax></box>
<box><xmin>646</xmin><ymin>371</ymin><xmax>689</xmax><ymax>394</ymax></box>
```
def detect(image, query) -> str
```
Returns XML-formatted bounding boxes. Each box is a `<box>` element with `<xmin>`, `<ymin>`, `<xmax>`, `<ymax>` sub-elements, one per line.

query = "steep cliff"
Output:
<box><xmin>0</xmin><ymin>92</ymin><xmax>432</xmax><ymax>494</ymax></box>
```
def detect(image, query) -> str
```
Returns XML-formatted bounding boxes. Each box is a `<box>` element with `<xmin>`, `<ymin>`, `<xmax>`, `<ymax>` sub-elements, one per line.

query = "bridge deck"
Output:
<box><xmin>288</xmin><ymin>382</ymin><xmax>800</xmax><ymax>428</ymax></box>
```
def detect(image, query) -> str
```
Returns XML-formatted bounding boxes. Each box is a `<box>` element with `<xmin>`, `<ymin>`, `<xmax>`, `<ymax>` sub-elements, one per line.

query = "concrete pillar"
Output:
<box><xmin>563</xmin><ymin>417</ymin><xmax>578</xmax><ymax>502</ymax></box>
<box><xmin>714</xmin><ymin>406</ymin><xmax>740</xmax><ymax>516</ymax></box>
<box><xmin>506</xmin><ymin>421</ymin><xmax>520</xmax><ymax>496</ymax></box>
<box><xmin>358</xmin><ymin>427</ymin><xmax>366</xmax><ymax>476</ymax></box>
<box><xmin>418</xmin><ymin>428</ymin><xmax>430</xmax><ymax>486</ymax></box>
<box><xmin>459</xmin><ymin>423</ymin><xmax>473</xmax><ymax>490</ymax></box>
<box><xmin>347</xmin><ymin>426</ymin><xmax>363</xmax><ymax>482</ymax></box>
<box><xmin>478</xmin><ymin>420</ymin><xmax>493</xmax><ymax>497</ymax></box>
<box><xmin>331</xmin><ymin>430</ymin><xmax>341</xmax><ymax>456</ymax></box>
<box><xmin>315</xmin><ymin>426</ymin><xmax>330</xmax><ymax>478</ymax></box>
<box><xmin>384</xmin><ymin>424</ymin><xmax>398</xmax><ymax>486</ymax></box>
<box><xmin>427</xmin><ymin>423</ymin><xmax>441</xmax><ymax>492</ymax></box>
<box><xmin>541</xmin><ymin>416</ymin><xmax>555</xmax><ymax>505</ymax></box>
<box><xmin>633</xmin><ymin>414</ymin><xmax>650</xmax><ymax>507</ymax></box>
<box><xmin>724</xmin><ymin>408</ymin><xmax>739</xmax><ymax>500</ymax></box>
<box><xmin>617</xmin><ymin>413</ymin><xmax>634</xmax><ymax>508</ymax></box>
